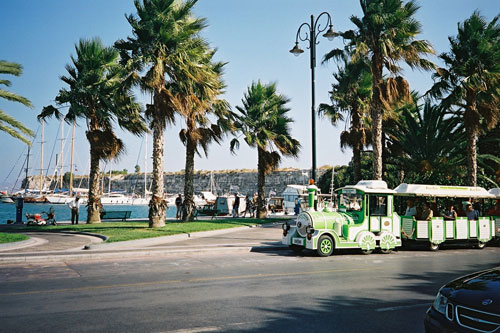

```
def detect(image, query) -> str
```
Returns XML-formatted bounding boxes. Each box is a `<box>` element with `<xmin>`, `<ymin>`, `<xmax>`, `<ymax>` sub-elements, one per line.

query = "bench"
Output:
<box><xmin>193</xmin><ymin>205</ymin><xmax>220</xmax><ymax>220</ymax></box>
<box><xmin>100</xmin><ymin>210</ymin><xmax>132</xmax><ymax>221</ymax></box>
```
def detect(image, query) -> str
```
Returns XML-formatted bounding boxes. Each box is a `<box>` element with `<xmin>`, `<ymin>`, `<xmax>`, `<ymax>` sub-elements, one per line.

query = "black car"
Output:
<box><xmin>425</xmin><ymin>267</ymin><xmax>500</xmax><ymax>332</ymax></box>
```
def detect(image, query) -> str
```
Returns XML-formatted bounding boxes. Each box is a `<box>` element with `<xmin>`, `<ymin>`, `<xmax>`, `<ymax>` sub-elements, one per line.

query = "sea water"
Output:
<box><xmin>0</xmin><ymin>203</ymin><xmax>177</xmax><ymax>224</ymax></box>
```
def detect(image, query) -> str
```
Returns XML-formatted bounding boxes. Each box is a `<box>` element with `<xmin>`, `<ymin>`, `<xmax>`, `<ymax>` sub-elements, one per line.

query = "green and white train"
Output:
<box><xmin>282</xmin><ymin>180</ymin><xmax>500</xmax><ymax>256</ymax></box>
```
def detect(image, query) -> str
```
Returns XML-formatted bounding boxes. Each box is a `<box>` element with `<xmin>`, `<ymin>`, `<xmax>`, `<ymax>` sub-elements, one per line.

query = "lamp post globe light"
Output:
<box><xmin>290</xmin><ymin>12</ymin><xmax>336</xmax><ymax>182</ymax></box>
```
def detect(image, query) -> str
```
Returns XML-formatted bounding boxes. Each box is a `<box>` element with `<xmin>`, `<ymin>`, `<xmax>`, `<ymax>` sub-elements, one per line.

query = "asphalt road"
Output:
<box><xmin>0</xmin><ymin>244</ymin><xmax>499</xmax><ymax>332</ymax></box>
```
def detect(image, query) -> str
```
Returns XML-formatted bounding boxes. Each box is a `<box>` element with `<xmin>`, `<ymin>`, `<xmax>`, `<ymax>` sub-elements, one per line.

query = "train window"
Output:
<box><xmin>340</xmin><ymin>193</ymin><xmax>362</xmax><ymax>212</ymax></box>
<box><xmin>370</xmin><ymin>195</ymin><xmax>387</xmax><ymax>216</ymax></box>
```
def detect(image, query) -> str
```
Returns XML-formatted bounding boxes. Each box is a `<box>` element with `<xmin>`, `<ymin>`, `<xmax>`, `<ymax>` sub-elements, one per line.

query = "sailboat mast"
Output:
<box><xmin>39</xmin><ymin>120</ymin><xmax>44</xmax><ymax>194</ymax></box>
<box><xmin>69</xmin><ymin>120</ymin><xmax>75</xmax><ymax>195</ymax></box>
<box><xmin>25</xmin><ymin>146</ymin><xmax>30</xmax><ymax>191</ymax></box>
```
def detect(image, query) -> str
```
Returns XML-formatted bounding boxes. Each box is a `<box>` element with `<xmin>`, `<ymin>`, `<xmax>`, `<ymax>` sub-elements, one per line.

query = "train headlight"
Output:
<box><xmin>282</xmin><ymin>223</ymin><xmax>290</xmax><ymax>236</ymax></box>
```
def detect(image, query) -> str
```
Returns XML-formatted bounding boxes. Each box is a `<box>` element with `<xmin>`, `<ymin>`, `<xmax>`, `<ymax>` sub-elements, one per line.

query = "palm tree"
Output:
<box><xmin>326</xmin><ymin>0</ymin><xmax>434</xmax><ymax>180</ymax></box>
<box><xmin>38</xmin><ymin>38</ymin><xmax>146</xmax><ymax>224</ymax></box>
<box><xmin>428</xmin><ymin>12</ymin><xmax>500</xmax><ymax>186</ymax></box>
<box><xmin>319</xmin><ymin>58</ymin><xmax>372</xmax><ymax>182</ymax></box>
<box><xmin>0</xmin><ymin>60</ymin><xmax>34</xmax><ymax>144</ymax></box>
<box><xmin>170</xmin><ymin>41</ymin><xmax>231</xmax><ymax>221</ymax></box>
<box><xmin>385</xmin><ymin>99</ymin><xmax>466</xmax><ymax>184</ymax></box>
<box><xmin>115</xmin><ymin>0</ymin><xmax>206</xmax><ymax>227</ymax></box>
<box><xmin>230</xmin><ymin>81</ymin><xmax>300</xmax><ymax>218</ymax></box>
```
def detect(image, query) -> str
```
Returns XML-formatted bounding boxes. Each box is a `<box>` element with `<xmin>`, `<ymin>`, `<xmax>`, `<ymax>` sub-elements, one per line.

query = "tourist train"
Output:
<box><xmin>282</xmin><ymin>180</ymin><xmax>500</xmax><ymax>256</ymax></box>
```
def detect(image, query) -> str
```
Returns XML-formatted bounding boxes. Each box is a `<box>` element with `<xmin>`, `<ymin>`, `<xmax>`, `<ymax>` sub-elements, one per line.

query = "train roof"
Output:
<box><xmin>336</xmin><ymin>180</ymin><xmax>396</xmax><ymax>194</ymax></box>
<box><xmin>394</xmin><ymin>183</ymin><xmax>495</xmax><ymax>198</ymax></box>
<box><xmin>489</xmin><ymin>188</ymin><xmax>500</xmax><ymax>198</ymax></box>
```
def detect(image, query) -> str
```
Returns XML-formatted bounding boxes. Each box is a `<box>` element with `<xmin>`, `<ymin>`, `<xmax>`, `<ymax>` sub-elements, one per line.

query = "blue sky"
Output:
<box><xmin>1</xmin><ymin>0</ymin><xmax>499</xmax><ymax>190</ymax></box>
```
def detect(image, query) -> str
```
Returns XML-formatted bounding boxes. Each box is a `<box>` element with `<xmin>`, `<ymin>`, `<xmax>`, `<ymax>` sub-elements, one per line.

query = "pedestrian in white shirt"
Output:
<box><xmin>68</xmin><ymin>196</ymin><xmax>81</xmax><ymax>224</ymax></box>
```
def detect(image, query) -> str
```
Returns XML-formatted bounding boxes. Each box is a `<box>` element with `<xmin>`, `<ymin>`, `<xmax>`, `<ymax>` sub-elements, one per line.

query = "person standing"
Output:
<box><xmin>241</xmin><ymin>195</ymin><xmax>252</xmax><ymax>218</ymax></box>
<box><xmin>175</xmin><ymin>194</ymin><xmax>183</xmax><ymax>220</ymax></box>
<box><xmin>68</xmin><ymin>196</ymin><xmax>81</xmax><ymax>225</ymax></box>
<box><xmin>232</xmin><ymin>193</ymin><xmax>240</xmax><ymax>217</ymax></box>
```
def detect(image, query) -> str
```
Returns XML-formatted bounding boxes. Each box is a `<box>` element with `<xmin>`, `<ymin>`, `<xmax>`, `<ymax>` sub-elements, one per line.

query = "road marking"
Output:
<box><xmin>0</xmin><ymin>267</ymin><xmax>379</xmax><ymax>297</ymax></box>
<box><xmin>376</xmin><ymin>302</ymin><xmax>432</xmax><ymax>312</ymax></box>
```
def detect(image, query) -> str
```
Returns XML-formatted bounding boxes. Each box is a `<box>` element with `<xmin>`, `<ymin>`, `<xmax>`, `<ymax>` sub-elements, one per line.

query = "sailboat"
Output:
<box><xmin>21</xmin><ymin>120</ymin><xmax>50</xmax><ymax>203</ymax></box>
<box><xmin>198</xmin><ymin>171</ymin><xmax>217</xmax><ymax>204</ymax></box>
<box><xmin>45</xmin><ymin>120</ymin><xmax>87</xmax><ymax>204</ymax></box>
<box><xmin>1</xmin><ymin>191</ymin><xmax>14</xmax><ymax>203</ymax></box>
<box><xmin>100</xmin><ymin>134</ymin><xmax>151</xmax><ymax>206</ymax></box>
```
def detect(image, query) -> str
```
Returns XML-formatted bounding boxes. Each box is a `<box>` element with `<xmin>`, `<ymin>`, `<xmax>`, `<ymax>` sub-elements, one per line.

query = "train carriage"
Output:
<box><xmin>489</xmin><ymin>187</ymin><xmax>500</xmax><ymax>240</ymax></box>
<box><xmin>282</xmin><ymin>180</ymin><xmax>500</xmax><ymax>256</ymax></box>
<box><xmin>395</xmin><ymin>183</ymin><xmax>496</xmax><ymax>250</ymax></box>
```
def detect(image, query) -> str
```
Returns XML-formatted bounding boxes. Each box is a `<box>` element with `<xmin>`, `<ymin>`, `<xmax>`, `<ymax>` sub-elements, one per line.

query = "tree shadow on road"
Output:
<box><xmin>224</xmin><ymin>261</ymin><xmax>497</xmax><ymax>333</ymax></box>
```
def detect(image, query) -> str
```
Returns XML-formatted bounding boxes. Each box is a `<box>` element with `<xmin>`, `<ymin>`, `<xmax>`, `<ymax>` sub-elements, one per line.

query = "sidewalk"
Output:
<box><xmin>0</xmin><ymin>222</ymin><xmax>289</xmax><ymax>263</ymax></box>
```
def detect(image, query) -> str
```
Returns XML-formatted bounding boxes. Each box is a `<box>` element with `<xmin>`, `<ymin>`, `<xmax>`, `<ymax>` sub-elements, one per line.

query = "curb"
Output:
<box><xmin>0</xmin><ymin>238</ymin><xmax>35</xmax><ymax>251</ymax></box>
<box><xmin>0</xmin><ymin>236</ymin><xmax>49</xmax><ymax>252</ymax></box>
<box><xmin>0</xmin><ymin>244</ymin><xmax>290</xmax><ymax>263</ymax></box>
<box><xmin>85</xmin><ymin>225</ymin><xmax>256</xmax><ymax>250</ymax></box>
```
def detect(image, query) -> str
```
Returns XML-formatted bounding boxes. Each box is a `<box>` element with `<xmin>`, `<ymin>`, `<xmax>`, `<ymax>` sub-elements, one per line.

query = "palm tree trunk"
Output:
<box><xmin>87</xmin><ymin>142</ymin><xmax>102</xmax><ymax>224</ymax></box>
<box><xmin>465</xmin><ymin>123</ymin><xmax>478</xmax><ymax>186</ymax></box>
<box><xmin>352</xmin><ymin>107</ymin><xmax>362</xmax><ymax>182</ymax></box>
<box><xmin>148</xmin><ymin>110</ymin><xmax>167</xmax><ymax>228</ymax></box>
<box><xmin>256</xmin><ymin>147</ymin><xmax>267</xmax><ymax>219</ymax></box>
<box><xmin>353</xmin><ymin>143</ymin><xmax>362</xmax><ymax>183</ymax></box>
<box><xmin>371</xmin><ymin>55</ymin><xmax>384</xmax><ymax>180</ymax></box>
<box><xmin>182</xmin><ymin>133</ymin><xmax>196</xmax><ymax>221</ymax></box>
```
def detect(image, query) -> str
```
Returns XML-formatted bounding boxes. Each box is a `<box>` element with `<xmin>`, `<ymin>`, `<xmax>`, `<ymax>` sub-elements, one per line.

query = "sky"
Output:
<box><xmin>1</xmin><ymin>0</ymin><xmax>500</xmax><ymax>190</ymax></box>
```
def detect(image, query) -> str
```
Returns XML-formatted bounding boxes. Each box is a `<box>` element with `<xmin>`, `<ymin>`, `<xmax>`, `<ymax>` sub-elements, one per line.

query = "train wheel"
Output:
<box><xmin>317</xmin><ymin>235</ymin><xmax>334</xmax><ymax>257</ymax></box>
<box><xmin>357</xmin><ymin>232</ymin><xmax>376</xmax><ymax>255</ymax></box>
<box><xmin>476</xmin><ymin>241</ymin><xmax>486</xmax><ymax>250</ymax></box>
<box><xmin>379</xmin><ymin>233</ymin><xmax>396</xmax><ymax>254</ymax></box>
<box><xmin>429</xmin><ymin>243</ymin><xmax>439</xmax><ymax>251</ymax></box>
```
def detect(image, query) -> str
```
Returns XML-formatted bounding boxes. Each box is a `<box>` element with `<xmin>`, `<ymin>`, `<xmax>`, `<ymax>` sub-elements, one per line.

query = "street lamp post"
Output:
<box><xmin>290</xmin><ymin>12</ymin><xmax>336</xmax><ymax>182</ymax></box>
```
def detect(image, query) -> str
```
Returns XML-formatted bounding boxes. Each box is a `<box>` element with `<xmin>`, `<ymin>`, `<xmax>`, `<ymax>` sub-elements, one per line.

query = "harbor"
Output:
<box><xmin>0</xmin><ymin>202</ymin><xmax>177</xmax><ymax>224</ymax></box>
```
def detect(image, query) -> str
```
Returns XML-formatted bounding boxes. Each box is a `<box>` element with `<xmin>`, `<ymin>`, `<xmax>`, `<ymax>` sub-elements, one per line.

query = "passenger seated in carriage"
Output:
<box><xmin>421</xmin><ymin>202</ymin><xmax>433</xmax><ymax>221</ymax></box>
<box><xmin>488</xmin><ymin>200</ymin><xmax>500</xmax><ymax>215</ymax></box>
<box><xmin>442</xmin><ymin>203</ymin><xmax>457</xmax><ymax>220</ymax></box>
<box><xmin>405</xmin><ymin>199</ymin><xmax>417</xmax><ymax>217</ymax></box>
<box><xmin>465</xmin><ymin>203</ymin><xmax>479</xmax><ymax>220</ymax></box>
<box><xmin>430</xmin><ymin>202</ymin><xmax>439</xmax><ymax>217</ymax></box>
<box><xmin>456</xmin><ymin>201</ymin><xmax>466</xmax><ymax>216</ymax></box>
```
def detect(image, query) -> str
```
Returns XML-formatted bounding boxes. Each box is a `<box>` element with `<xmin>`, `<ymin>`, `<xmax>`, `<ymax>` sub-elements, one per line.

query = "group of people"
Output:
<box><xmin>175</xmin><ymin>192</ymin><xmax>259</xmax><ymax>219</ymax></box>
<box><xmin>404</xmin><ymin>198</ymin><xmax>500</xmax><ymax>221</ymax></box>
<box><xmin>239</xmin><ymin>193</ymin><xmax>258</xmax><ymax>218</ymax></box>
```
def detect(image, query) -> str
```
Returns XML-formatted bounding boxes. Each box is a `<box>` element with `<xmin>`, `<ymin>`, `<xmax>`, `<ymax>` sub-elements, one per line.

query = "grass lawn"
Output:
<box><xmin>0</xmin><ymin>232</ymin><xmax>29</xmax><ymax>244</ymax></box>
<box><xmin>23</xmin><ymin>218</ymin><xmax>289</xmax><ymax>243</ymax></box>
